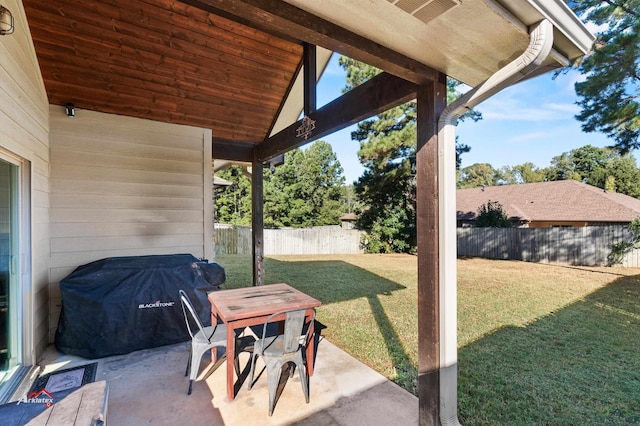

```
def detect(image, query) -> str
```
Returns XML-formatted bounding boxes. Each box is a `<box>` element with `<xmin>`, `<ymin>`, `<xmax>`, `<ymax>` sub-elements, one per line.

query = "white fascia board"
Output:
<box><xmin>528</xmin><ymin>0</ymin><xmax>595</xmax><ymax>56</ymax></box>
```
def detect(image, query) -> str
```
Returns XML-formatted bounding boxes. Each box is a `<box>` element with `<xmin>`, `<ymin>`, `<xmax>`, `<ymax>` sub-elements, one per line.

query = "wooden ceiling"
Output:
<box><xmin>24</xmin><ymin>0</ymin><xmax>303</xmax><ymax>144</ymax></box>
<box><xmin>23</xmin><ymin>0</ymin><xmax>435</xmax><ymax>162</ymax></box>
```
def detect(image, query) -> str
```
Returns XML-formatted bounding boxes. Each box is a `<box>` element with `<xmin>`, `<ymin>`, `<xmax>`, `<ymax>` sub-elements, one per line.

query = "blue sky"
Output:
<box><xmin>314</xmin><ymin>54</ymin><xmax>617</xmax><ymax>185</ymax></box>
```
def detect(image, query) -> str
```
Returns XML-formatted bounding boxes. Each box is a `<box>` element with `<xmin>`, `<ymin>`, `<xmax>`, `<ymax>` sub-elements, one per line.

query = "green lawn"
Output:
<box><xmin>215</xmin><ymin>254</ymin><xmax>640</xmax><ymax>425</ymax></box>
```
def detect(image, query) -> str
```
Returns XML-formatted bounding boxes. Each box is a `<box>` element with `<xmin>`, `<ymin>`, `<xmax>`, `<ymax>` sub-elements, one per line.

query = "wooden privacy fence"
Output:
<box><xmin>457</xmin><ymin>225</ymin><xmax>640</xmax><ymax>267</ymax></box>
<box><xmin>214</xmin><ymin>225</ymin><xmax>365</xmax><ymax>255</ymax></box>
<box><xmin>215</xmin><ymin>224</ymin><xmax>640</xmax><ymax>267</ymax></box>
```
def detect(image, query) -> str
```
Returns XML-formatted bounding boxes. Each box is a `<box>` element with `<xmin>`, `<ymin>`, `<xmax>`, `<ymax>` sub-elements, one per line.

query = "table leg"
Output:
<box><xmin>210</xmin><ymin>314</ymin><xmax>218</xmax><ymax>364</ymax></box>
<box><xmin>306</xmin><ymin>311</ymin><xmax>315</xmax><ymax>376</ymax></box>
<box><xmin>226</xmin><ymin>323</ymin><xmax>236</xmax><ymax>401</ymax></box>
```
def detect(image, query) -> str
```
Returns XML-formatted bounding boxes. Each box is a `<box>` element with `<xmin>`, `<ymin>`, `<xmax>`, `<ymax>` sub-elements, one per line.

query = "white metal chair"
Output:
<box><xmin>179</xmin><ymin>289</ymin><xmax>238</xmax><ymax>395</ymax></box>
<box><xmin>247</xmin><ymin>307</ymin><xmax>316</xmax><ymax>416</ymax></box>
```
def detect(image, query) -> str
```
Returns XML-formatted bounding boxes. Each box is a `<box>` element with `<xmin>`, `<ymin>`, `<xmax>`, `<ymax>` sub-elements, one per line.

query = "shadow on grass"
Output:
<box><xmin>263</xmin><ymin>258</ymin><xmax>407</xmax><ymax>304</ymax></box>
<box><xmin>215</xmin><ymin>255</ymin><xmax>416</xmax><ymax>392</ymax></box>
<box><xmin>217</xmin><ymin>255</ymin><xmax>407</xmax><ymax>300</ymax></box>
<box><xmin>458</xmin><ymin>273</ymin><xmax>640</xmax><ymax>425</ymax></box>
<box><xmin>265</xmin><ymin>258</ymin><xmax>416</xmax><ymax>390</ymax></box>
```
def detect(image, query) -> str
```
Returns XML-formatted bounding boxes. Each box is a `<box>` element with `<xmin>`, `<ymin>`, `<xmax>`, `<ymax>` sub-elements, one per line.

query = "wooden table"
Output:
<box><xmin>208</xmin><ymin>283</ymin><xmax>322</xmax><ymax>401</ymax></box>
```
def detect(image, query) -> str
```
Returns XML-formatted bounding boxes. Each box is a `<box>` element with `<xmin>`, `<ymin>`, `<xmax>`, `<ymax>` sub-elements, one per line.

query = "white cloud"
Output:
<box><xmin>546</xmin><ymin>102</ymin><xmax>580</xmax><ymax>114</ymax></box>
<box><xmin>481</xmin><ymin>101</ymin><xmax>577</xmax><ymax>121</ymax></box>
<box><xmin>553</xmin><ymin>69</ymin><xmax>586</xmax><ymax>94</ymax></box>
<box><xmin>474</xmin><ymin>77</ymin><xmax>580</xmax><ymax>122</ymax></box>
<box><xmin>506</xmin><ymin>131</ymin><xmax>552</xmax><ymax>144</ymax></box>
<box><xmin>565</xmin><ymin>72</ymin><xmax>586</xmax><ymax>87</ymax></box>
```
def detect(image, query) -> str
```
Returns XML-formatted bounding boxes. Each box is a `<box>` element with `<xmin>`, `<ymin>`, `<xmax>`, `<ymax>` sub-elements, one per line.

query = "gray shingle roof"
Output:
<box><xmin>457</xmin><ymin>180</ymin><xmax>640</xmax><ymax>223</ymax></box>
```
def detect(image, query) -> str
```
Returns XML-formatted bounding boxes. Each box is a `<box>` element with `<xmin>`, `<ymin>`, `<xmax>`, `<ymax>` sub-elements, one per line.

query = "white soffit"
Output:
<box><xmin>271</xmin><ymin>47</ymin><xmax>333</xmax><ymax>136</ymax></box>
<box><xmin>284</xmin><ymin>0</ymin><xmax>593</xmax><ymax>87</ymax></box>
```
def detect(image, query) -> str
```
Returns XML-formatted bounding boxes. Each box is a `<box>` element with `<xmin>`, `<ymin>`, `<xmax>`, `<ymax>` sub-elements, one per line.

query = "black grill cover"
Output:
<box><xmin>55</xmin><ymin>254</ymin><xmax>225</xmax><ymax>359</ymax></box>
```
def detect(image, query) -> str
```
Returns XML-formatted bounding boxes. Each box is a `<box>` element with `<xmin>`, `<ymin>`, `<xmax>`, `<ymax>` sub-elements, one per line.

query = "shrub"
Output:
<box><xmin>608</xmin><ymin>217</ymin><xmax>640</xmax><ymax>266</ymax></box>
<box><xmin>474</xmin><ymin>200</ymin><xmax>512</xmax><ymax>228</ymax></box>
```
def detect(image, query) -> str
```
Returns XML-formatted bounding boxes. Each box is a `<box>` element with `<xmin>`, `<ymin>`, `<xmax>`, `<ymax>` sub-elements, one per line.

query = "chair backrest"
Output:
<box><xmin>179</xmin><ymin>289</ymin><xmax>208</xmax><ymax>340</ymax></box>
<box><xmin>261</xmin><ymin>308</ymin><xmax>316</xmax><ymax>355</ymax></box>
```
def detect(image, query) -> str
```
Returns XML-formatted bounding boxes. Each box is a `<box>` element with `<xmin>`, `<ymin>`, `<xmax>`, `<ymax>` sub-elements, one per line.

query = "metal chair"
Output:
<box><xmin>247</xmin><ymin>307</ymin><xmax>316</xmax><ymax>416</ymax></box>
<box><xmin>179</xmin><ymin>289</ymin><xmax>238</xmax><ymax>395</ymax></box>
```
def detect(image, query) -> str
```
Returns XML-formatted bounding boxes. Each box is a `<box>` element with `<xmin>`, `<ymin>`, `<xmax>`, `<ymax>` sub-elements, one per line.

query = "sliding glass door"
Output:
<box><xmin>0</xmin><ymin>157</ymin><xmax>21</xmax><ymax>399</ymax></box>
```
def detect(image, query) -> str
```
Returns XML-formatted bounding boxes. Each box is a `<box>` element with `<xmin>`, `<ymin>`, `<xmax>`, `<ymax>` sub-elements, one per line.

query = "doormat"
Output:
<box><xmin>29</xmin><ymin>363</ymin><xmax>98</xmax><ymax>394</ymax></box>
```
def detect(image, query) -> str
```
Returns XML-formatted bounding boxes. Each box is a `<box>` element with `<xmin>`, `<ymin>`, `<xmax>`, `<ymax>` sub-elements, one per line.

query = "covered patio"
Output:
<box><xmin>1</xmin><ymin>0</ymin><xmax>592</xmax><ymax>423</ymax></box>
<box><xmin>31</xmin><ymin>334</ymin><xmax>418</xmax><ymax>425</ymax></box>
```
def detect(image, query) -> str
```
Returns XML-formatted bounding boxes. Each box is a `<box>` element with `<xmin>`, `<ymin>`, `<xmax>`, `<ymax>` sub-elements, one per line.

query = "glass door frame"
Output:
<box><xmin>0</xmin><ymin>148</ymin><xmax>32</xmax><ymax>403</ymax></box>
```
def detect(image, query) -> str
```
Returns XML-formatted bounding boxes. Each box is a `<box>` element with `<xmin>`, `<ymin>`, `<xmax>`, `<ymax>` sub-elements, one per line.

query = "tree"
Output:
<box><xmin>341</xmin><ymin>56</ymin><xmax>480</xmax><ymax>168</ymax></box>
<box><xmin>507</xmin><ymin>162</ymin><xmax>547</xmax><ymax>184</ymax></box>
<box><xmin>341</xmin><ymin>57</ymin><xmax>481</xmax><ymax>253</ymax></box>
<box><xmin>604</xmin><ymin>155</ymin><xmax>640</xmax><ymax>197</ymax></box>
<box><xmin>215</xmin><ymin>141</ymin><xmax>346</xmax><ymax>227</ymax></box>
<box><xmin>457</xmin><ymin>163</ymin><xmax>501</xmax><ymax>188</ymax></box>
<box><xmin>264</xmin><ymin>140</ymin><xmax>346</xmax><ymax>228</ymax></box>
<box><xmin>214</xmin><ymin>166</ymin><xmax>252</xmax><ymax>225</ymax></box>
<box><xmin>546</xmin><ymin>151</ymin><xmax>584</xmax><ymax>182</ymax></box>
<box><xmin>605</xmin><ymin>175</ymin><xmax>617</xmax><ymax>193</ymax></box>
<box><xmin>608</xmin><ymin>217</ymin><xmax>640</xmax><ymax>265</ymax></box>
<box><xmin>474</xmin><ymin>201</ymin><xmax>512</xmax><ymax>228</ymax></box>
<box><xmin>296</xmin><ymin>141</ymin><xmax>346</xmax><ymax>226</ymax></box>
<box><xmin>545</xmin><ymin>144</ymin><xmax>640</xmax><ymax>197</ymax></box>
<box><xmin>568</xmin><ymin>144</ymin><xmax>616</xmax><ymax>186</ymax></box>
<box><xmin>456</xmin><ymin>140</ymin><xmax>471</xmax><ymax>169</ymax></box>
<box><xmin>565</xmin><ymin>1</ymin><xmax>640</xmax><ymax>153</ymax></box>
<box><xmin>341</xmin><ymin>184</ymin><xmax>363</xmax><ymax>214</ymax></box>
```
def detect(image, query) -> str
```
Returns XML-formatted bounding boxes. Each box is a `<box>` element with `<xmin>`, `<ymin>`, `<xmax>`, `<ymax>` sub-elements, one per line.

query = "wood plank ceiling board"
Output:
<box><xmin>23</xmin><ymin>0</ymin><xmax>304</xmax><ymax>150</ymax></box>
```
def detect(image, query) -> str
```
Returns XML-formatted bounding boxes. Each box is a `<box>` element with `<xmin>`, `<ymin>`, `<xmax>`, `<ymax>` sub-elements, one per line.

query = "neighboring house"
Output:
<box><xmin>457</xmin><ymin>180</ymin><xmax>640</xmax><ymax>228</ymax></box>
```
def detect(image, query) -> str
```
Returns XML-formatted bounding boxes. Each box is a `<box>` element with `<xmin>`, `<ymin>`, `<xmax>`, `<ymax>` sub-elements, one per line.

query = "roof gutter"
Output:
<box><xmin>436</xmin><ymin>19</ymin><xmax>554</xmax><ymax>426</ymax></box>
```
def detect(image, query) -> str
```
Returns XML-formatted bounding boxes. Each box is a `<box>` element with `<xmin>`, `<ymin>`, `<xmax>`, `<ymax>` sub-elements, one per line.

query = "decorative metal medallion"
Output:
<box><xmin>296</xmin><ymin>115</ymin><xmax>316</xmax><ymax>140</ymax></box>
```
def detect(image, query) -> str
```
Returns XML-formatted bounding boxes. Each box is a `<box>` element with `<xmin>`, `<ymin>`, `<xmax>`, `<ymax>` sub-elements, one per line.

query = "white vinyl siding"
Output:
<box><xmin>48</xmin><ymin>108</ymin><xmax>212</xmax><ymax>341</ymax></box>
<box><xmin>0</xmin><ymin>0</ymin><xmax>51</xmax><ymax>360</ymax></box>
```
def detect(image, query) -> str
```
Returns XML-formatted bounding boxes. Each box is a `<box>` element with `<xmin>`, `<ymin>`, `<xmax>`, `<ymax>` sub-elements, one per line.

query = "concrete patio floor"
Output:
<box><xmin>31</xmin><ymin>336</ymin><xmax>418</xmax><ymax>425</ymax></box>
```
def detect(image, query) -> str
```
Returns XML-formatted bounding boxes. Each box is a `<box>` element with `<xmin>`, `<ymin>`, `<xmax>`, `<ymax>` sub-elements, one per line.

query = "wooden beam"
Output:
<box><xmin>212</xmin><ymin>139</ymin><xmax>255</xmax><ymax>162</ymax></box>
<box><xmin>179</xmin><ymin>0</ymin><xmax>439</xmax><ymax>85</ymax></box>
<box><xmin>257</xmin><ymin>72</ymin><xmax>417</xmax><ymax>162</ymax></box>
<box><xmin>251</xmin><ymin>153</ymin><xmax>265</xmax><ymax>286</ymax></box>
<box><xmin>304</xmin><ymin>43</ymin><xmax>317</xmax><ymax>116</ymax></box>
<box><xmin>416</xmin><ymin>74</ymin><xmax>447</xmax><ymax>425</ymax></box>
